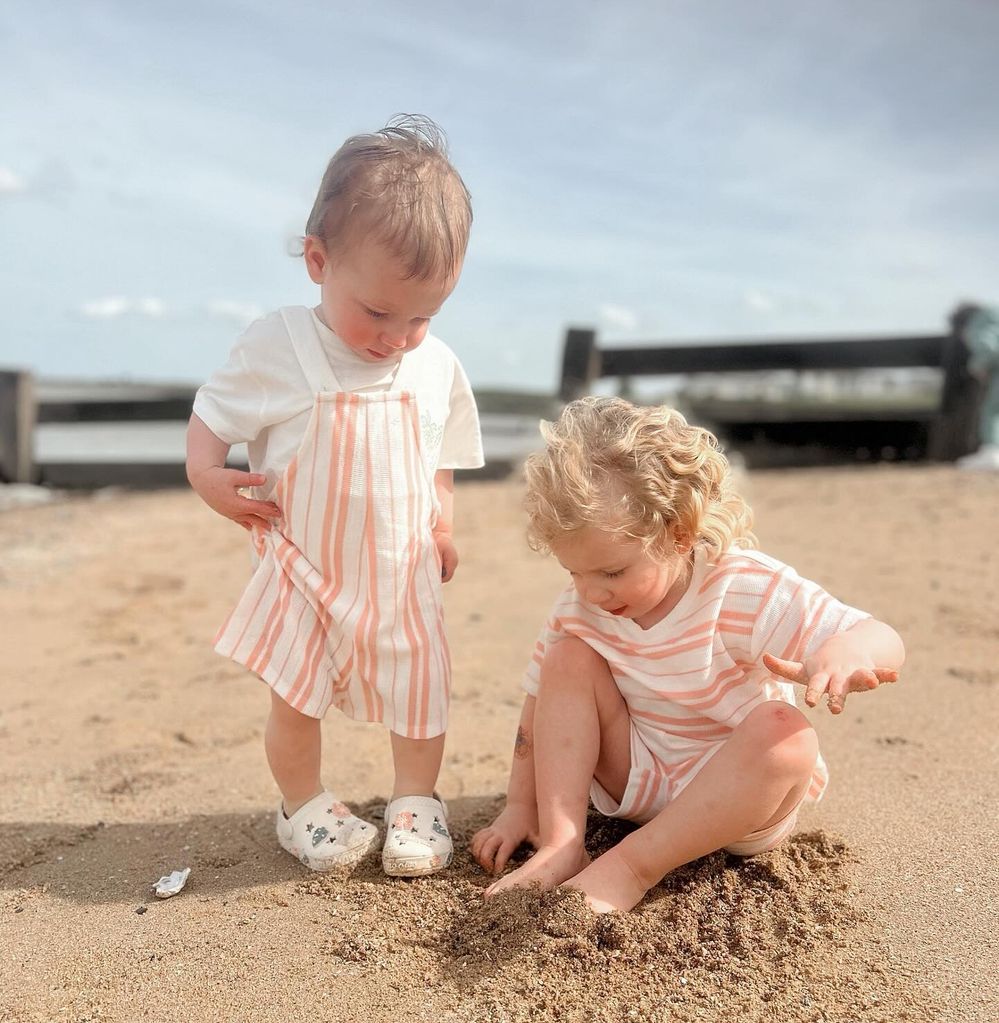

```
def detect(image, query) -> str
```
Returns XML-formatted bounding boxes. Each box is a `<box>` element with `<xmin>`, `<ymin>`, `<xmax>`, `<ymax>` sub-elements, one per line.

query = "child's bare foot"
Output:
<box><xmin>484</xmin><ymin>842</ymin><xmax>590</xmax><ymax>898</ymax></box>
<box><xmin>562</xmin><ymin>846</ymin><xmax>651</xmax><ymax>913</ymax></box>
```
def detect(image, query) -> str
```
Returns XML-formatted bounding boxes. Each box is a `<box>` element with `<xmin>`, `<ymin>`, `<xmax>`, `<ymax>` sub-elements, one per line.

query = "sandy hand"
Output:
<box><xmin>484</xmin><ymin>842</ymin><xmax>590</xmax><ymax>899</ymax></box>
<box><xmin>470</xmin><ymin>803</ymin><xmax>539</xmax><ymax>876</ymax></box>
<box><xmin>762</xmin><ymin>652</ymin><xmax>898</xmax><ymax>714</ymax></box>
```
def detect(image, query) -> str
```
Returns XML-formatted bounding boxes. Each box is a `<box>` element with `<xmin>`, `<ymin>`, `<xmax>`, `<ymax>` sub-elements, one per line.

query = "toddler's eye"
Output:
<box><xmin>365</xmin><ymin>307</ymin><xmax>387</xmax><ymax>319</ymax></box>
<box><xmin>603</xmin><ymin>569</ymin><xmax>624</xmax><ymax>579</ymax></box>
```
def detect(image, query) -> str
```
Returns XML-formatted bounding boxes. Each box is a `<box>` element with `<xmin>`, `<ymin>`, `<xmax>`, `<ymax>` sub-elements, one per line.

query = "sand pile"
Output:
<box><xmin>289</xmin><ymin>803</ymin><xmax>931</xmax><ymax>1023</ymax></box>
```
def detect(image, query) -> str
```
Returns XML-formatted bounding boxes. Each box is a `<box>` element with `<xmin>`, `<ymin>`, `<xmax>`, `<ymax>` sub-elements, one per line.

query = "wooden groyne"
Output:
<box><xmin>0</xmin><ymin>377</ymin><xmax>555</xmax><ymax>488</ymax></box>
<box><xmin>559</xmin><ymin>303</ymin><xmax>989</xmax><ymax>464</ymax></box>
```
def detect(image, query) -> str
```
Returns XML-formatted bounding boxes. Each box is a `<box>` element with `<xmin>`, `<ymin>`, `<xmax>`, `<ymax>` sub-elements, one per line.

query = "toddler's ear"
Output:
<box><xmin>302</xmin><ymin>235</ymin><xmax>329</xmax><ymax>284</ymax></box>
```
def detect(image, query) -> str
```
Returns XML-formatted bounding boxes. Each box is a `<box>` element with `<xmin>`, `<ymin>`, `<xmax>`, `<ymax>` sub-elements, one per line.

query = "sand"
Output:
<box><xmin>1</xmin><ymin>466</ymin><xmax>997</xmax><ymax>1023</ymax></box>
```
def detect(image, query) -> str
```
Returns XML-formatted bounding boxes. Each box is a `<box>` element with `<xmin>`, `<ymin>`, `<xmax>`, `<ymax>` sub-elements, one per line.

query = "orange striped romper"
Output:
<box><xmin>523</xmin><ymin>545</ymin><xmax>869</xmax><ymax>824</ymax></box>
<box><xmin>214</xmin><ymin>308</ymin><xmax>452</xmax><ymax>739</ymax></box>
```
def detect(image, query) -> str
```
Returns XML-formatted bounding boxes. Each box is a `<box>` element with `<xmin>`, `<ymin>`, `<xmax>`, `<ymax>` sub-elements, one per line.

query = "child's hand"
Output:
<box><xmin>762</xmin><ymin>643</ymin><xmax>899</xmax><ymax>715</ymax></box>
<box><xmin>189</xmin><ymin>466</ymin><xmax>281</xmax><ymax>531</ymax></box>
<box><xmin>470</xmin><ymin>802</ymin><xmax>540</xmax><ymax>875</ymax></box>
<box><xmin>435</xmin><ymin>532</ymin><xmax>459</xmax><ymax>583</ymax></box>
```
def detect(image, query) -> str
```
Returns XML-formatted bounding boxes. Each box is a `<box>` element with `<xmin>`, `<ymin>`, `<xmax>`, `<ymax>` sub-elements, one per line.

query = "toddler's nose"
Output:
<box><xmin>380</xmin><ymin>329</ymin><xmax>408</xmax><ymax>349</ymax></box>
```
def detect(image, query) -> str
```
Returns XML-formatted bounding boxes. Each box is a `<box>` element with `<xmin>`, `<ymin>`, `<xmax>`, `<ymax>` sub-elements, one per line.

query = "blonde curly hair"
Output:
<box><xmin>524</xmin><ymin>397</ymin><xmax>755</xmax><ymax>562</ymax></box>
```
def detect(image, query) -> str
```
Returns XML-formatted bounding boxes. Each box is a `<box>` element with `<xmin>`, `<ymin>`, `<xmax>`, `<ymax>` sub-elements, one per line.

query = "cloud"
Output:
<box><xmin>0</xmin><ymin>167</ymin><xmax>26</xmax><ymax>196</ymax></box>
<box><xmin>598</xmin><ymin>303</ymin><xmax>639</xmax><ymax>331</ymax></box>
<box><xmin>80</xmin><ymin>297</ymin><xmax>166</xmax><ymax>319</ymax></box>
<box><xmin>207</xmin><ymin>300</ymin><xmax>265</xmax><ymax>325</ymax></box>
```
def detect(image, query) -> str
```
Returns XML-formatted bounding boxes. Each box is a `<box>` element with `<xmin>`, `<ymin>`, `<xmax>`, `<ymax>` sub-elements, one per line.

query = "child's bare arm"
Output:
<box><xmin>433</xmin><ymin>469</ymin><xmax>458</xmax><ymax>582</ymax></box>
<box><xmin>764</xmin><ymin>618</ymin><xmax>904</xmax><ymax>715</ymax></box>
<box><xmin>186</xmin><ymin>413</ymin><xmax>280</xmax><ymax>531</ymax></box>
<box><xmin>470</xmin><ymin>695</ymin><xmax>541</xmax><ymax>874</ymax></box>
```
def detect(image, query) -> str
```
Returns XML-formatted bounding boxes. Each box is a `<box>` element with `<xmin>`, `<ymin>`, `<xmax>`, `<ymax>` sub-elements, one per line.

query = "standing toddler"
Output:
<box><xmin>187</xmin><ymin>116</ymin><xmax>483</xmax><ymax>877</ymax></box>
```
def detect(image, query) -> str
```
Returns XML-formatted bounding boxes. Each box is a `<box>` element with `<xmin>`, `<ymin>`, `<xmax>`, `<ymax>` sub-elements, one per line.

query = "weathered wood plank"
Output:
<box><xmin>0</xmin><ymin>370</ymin><xmax>35</xmax><ymax>483</ymax></box>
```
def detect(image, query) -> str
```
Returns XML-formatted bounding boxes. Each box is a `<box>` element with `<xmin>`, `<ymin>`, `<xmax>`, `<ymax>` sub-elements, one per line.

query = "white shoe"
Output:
<box><xmin>382</xmin><ymin>794</ymin><xmax>453</xmax><ymax>877</ymax></box>
<box><xmin>276</xmin><ymin>791</ymin><xmax>379</xmax><ymax>871</ymax></box>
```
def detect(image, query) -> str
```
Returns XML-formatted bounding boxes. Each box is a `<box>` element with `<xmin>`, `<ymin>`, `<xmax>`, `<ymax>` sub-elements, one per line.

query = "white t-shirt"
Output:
<box><xmin>193</xmin><ymin>307</ymin><xmax>484</xmax><ymax>495</ymax></box>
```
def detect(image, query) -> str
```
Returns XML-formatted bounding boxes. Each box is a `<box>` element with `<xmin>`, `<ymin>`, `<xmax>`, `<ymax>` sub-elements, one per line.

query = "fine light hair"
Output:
<box><xmin>524</xmin><ymin>397</ymin><xmax>756</xmax><ymax>563</ymax></box>
<box><xmin>303</xmin><ymin>114</ymin><xmax>472</xmax><ymax>281</ymax></box>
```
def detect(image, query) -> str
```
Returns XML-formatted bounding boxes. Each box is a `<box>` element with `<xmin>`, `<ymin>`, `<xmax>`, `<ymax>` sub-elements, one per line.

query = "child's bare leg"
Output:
<box><xmin>265</xmin><ymin>689</ymin><xmax>323</xmax><ymax>815</ymax></box>
<box><xmin>390</xmin><ymin>732</ymin><xmax>446</xmax><ymax>797</ymax></box>
<box><xmin>486</xmin><ymin>637</ymin><xmax>631</xmax><ymax>896</ymax></box>
<box><xmin>566</xmin><ymin>701</ymin><xmax>818</xmax><ymax>913</ymax></box>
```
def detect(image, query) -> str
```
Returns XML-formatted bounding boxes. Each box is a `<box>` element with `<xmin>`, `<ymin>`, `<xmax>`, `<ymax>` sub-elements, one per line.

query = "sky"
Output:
<box><xmin>2</xmin><ymin>0</ymin><xmax>998</xmax><ymax>393</ymax></box>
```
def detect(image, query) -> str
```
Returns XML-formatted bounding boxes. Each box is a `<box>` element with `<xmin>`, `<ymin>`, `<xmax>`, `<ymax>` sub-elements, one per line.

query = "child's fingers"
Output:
<box><xmin>804</xmin><ymin>671</ymin><xmax>830</xmax><ymax>708</ymax></box>
<box><xmin>493</xmin><ymin>839</ymin><xmax>517</xmax><ymax>876</ymax></box>
<box><xmin>875</xmin><ymin>667</ymin><xmax>899</xmax><ymax>684</ymax></box>
<box><xmin>762</xmin><ymin>653</ymin><xmax>808</xmax><ymax>684</ymax></box>
<box><xmin>483</xmin><ymin>835</ymin><xmax>507</xmax><ymax>874</ymax></box>
<box><xmin>470</xmin><ymin>828</ymin><xmax>493</xmax><ymax>865</ymax></box>
<box><xmin>825</xmin><ymin>672</ymin><xmax>849</xmax><ymax>714</ymax></box>
<box><xmin>476</xmin><ymin>838</ymin><xmax>498</xmax><ymax>873</ymax></box>
<box><xmin>236</xmin><ymin>495</ymin><xmax>281</xmax><ymax>518</ymax></box>
<box><xmin>228</xmin><ymin>470</ymin><xmax>267</xmax><ymax>489</ymax></box>
<box><xmin>235</xmin><ymin>514</ymin><xmax>272</xmax><ymax>531</ymax></box>
<box><xmin>440</xmin><ymin>548</ymin><xmax>458</xmax><ymax>583</ymax></box>
<box><xmin>846</xmin><ymin>668</ymin><xmax>880</xmax><ymax>693</ymax></box>
<box><xmin>471</xmin><ymin>831</ymin><xmax>500</xmax><ymax>872</ymax></box>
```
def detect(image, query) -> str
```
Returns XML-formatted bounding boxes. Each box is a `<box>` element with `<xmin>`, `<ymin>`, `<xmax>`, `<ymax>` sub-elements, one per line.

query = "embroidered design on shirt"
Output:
<box><xmin>420</xmin><ymin>411</ymin><xmax>444</xmax><ymax>452</ymax></box>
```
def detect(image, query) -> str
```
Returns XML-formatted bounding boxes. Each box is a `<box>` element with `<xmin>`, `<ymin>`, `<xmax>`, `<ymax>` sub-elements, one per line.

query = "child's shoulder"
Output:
<box><xmin>230</xmin><ymin>307</ymin><xmax>297</xmax><ymax>352</ymax></box>
<box><xmin>403</xmin><ymin>333</ymin><xmax>469</xmax><ymax>388</ymax></box>
<box><xmin>699</xmin><ymin>545</ymin><xmax>793</xmax><ymax>591</ymax></box>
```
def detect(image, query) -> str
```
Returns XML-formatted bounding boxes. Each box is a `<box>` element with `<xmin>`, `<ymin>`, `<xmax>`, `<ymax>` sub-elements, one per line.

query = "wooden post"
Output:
<box><xmin>0</xmin><ymin>370</ymin><xmax>35</xmax><ymax>483</ymax></box>
<box><xmin>559</xmin><ymin>327</ymin><xmax>600</xmax><ymax>401</ymax></box>
<box><xmin>929</xmin><ymin>305</ymin><xmax>984</xmax><ymax>461</ymax></box>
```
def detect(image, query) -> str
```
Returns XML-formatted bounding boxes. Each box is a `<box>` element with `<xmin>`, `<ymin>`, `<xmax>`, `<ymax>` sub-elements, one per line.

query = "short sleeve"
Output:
<box><xmin>192</xmin><ymin>313</ymin><xmax>309</xmax><ymax>445</ymax></box>
<box><xmin>522</xmin><ymin>614</ymin><xmax>568</xmax><ymax>696</ymax></box>
<box><xmin>193</xmin><ymin>343</ymin><xmax>264</xmax><ymax>445</ymax></box>
<box><xmin>751</xmin><ymin>563</ymin><xmax>870</xmax><ymax>665</ymax></box>
<box><xmin>438</xmin><ymin>357</ymin><xmax>484</xmax><ymax>470</ymax></box>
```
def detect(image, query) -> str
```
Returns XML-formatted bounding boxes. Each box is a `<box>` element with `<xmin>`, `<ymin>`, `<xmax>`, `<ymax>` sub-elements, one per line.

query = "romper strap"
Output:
<box><xmin>279</xmin><ymin>307</ymin><xmax>343</xmax><ymax>394</ymax></box>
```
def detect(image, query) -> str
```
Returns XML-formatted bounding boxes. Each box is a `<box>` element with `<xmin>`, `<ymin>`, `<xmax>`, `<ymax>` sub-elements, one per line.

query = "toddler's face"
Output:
<box><xmin>552</xmin><ymin>526</ymin><xmax>692</xmax><ymax>630</ymax></box>
<box><xmin>305</xmin><ymin>235</ymin><xmax>459</xmax><ymax>362</ymax></box>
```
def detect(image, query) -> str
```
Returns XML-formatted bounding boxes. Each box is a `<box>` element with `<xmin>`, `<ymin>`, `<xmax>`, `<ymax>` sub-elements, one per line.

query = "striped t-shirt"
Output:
<box><xmin>523</xmin><ymin>544</ymin><xmax>869</xmax><ymax>815</ymax></box>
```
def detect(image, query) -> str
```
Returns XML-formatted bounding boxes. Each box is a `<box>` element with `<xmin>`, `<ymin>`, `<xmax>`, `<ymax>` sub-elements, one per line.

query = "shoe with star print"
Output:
<box><xmin>276</xmin><ymin>790</ymin><xmax>379</xmax><ymax>871</ymax></box>
<box><xmin>382</xmin><ymin>793</ymin><xmax>453</xmax><ymax>877</ymax></box>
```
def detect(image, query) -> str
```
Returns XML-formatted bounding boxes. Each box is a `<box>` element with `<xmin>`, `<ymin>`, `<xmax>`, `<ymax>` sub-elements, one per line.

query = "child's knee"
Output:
<box><xmin>740</xmin><ymin>702</ymin><xmax>818</xmax><ymax>777</ymax></box>
<box><xmin>541</xmin><ymin>636</ymin><xmax>610</xmax><ymax>689</ymax></box>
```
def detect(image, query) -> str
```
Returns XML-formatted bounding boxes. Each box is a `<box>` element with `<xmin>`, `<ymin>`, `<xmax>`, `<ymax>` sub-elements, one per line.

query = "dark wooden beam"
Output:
<box><xmin>597</xmin><ymin>335</ymin><xmax>948</xmax><ymax>377</ymax></box>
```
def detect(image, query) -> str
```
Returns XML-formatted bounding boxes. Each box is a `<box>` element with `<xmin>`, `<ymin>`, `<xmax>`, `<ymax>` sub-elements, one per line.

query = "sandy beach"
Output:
<box><xmin>1</xmin><ymin>465</ymin><xmax>997</xmax><ymax>1023</ymax></box>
